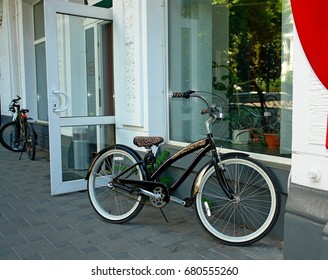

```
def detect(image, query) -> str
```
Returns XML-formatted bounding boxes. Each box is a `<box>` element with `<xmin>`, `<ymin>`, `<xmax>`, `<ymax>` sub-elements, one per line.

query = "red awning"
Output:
<box><xmin>291</xmin><ymin>0</ymin><xmax>328</xmax><ymax>89</ymax></box>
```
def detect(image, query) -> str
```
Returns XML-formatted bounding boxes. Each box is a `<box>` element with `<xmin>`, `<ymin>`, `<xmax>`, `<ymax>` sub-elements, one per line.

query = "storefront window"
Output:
<box><xmin>168</xmin><ymin>0</ymin><xmax>293</xmax><ymax>157</ymax></box>
<box><xmin>33</xmin><ymin>0</ymin><xmax>48</xmax><ymax>121</ymax></box>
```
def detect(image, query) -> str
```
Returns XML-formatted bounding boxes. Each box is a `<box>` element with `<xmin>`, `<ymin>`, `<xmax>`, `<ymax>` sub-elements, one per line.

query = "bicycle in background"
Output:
<box><xmin>0</xmin><ymin>96</ymin><xmax>37</xmax><ymax>160</ymax></box>
<box><xmin>86</xmin><ymin>90</ymin><xmax>280</xmax><ymax>246</ymax></box>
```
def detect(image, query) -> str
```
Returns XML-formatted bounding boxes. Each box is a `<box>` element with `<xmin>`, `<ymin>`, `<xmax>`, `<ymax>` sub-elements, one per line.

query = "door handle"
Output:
<box><xmin>52</xmin><ymin>90</ymin><xmax>70</xmax><ymax>113</ymax></box>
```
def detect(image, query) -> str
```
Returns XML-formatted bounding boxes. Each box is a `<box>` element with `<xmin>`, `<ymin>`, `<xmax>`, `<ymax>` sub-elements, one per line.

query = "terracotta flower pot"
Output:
<box><xmin>264</xmin><ymin>133</ymin><xmax>280</xmax><ymax>150</ymax></box>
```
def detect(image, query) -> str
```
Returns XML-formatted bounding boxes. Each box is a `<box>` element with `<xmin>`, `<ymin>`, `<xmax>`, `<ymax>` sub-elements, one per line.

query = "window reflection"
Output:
<box><xmin>169</xmin><ymin>0</ymin><xmax>293</xmax><ymax>157</ymax></box>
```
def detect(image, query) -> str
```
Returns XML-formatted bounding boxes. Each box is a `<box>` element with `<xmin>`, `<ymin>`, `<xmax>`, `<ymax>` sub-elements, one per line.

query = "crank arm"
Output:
<box><xmin>170</xmin><ymin>196</ymin><xmax>186</xmax><ymax>206</ymax></box>
<box><xmin>113</xmin><ymin>181</ymin><xmax>162</xmax><ymax>200</ymax></box>
<box><xmin>117</xmin><ymin>178</ymin><xmax>170</xmax><ymax>202</ymax></box>
<box><xmin>138</xmin><ymin>189</ymin><xmax>162</xmax><ymax>200</ymax></box>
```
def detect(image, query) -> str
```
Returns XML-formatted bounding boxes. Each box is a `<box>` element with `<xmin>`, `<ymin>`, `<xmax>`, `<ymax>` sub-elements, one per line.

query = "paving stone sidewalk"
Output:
<box><xmin>0</xmin><ymin>145</ymin><xmax>283</xmax><ymax>260</ymax></box>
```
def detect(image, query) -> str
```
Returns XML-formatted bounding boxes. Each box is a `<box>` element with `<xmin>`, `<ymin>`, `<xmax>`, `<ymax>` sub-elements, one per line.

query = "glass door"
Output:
<box><xmin>44</xmin><ymin>0</ymin><xmax>114</xmax><ymax>194</ymax></box>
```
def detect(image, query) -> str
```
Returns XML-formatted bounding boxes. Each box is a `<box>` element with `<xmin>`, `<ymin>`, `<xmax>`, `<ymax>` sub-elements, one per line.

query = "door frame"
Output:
<box><xmin>44</xmin><ymin>0</ymin><xmax>114</xmax><ymax>195</ymax></box>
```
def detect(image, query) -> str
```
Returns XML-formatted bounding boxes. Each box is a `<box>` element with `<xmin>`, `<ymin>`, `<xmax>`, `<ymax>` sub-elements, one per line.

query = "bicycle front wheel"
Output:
<box><xmin>0</xmin><ymin>121</ymin><xmax>24</xmax><ymax>152</ymax></box>
<box><xmin>195</xmin><ymin>155</ymin><xmax>280</xmax><ymax>246</ymax></box>
<box><xmin>88</xmin><ymin>147</ymin><xmax>146</xmax><ymax>223</ymax></box>
<box><xmin>25</xmin><ymin>122</ymin><xmax>36</xmax><ymax>160</ymax></box>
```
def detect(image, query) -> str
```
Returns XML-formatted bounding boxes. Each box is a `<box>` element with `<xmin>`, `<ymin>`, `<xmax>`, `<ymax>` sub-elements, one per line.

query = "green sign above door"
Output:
<box><xmin>85</xmin><ymin>0</ymin><xmax>112</xmax><ymax>8</ymax></box>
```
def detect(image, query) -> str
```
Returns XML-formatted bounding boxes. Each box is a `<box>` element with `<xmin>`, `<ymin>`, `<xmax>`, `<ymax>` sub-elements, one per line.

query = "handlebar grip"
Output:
<box><xmin>200</xmin><ymin>109</ymin><xmax>209</xmax><ymax>115</ymax></box>
<box><xmin>171</xmin><ymin>90</ymin><xmax>195</xmax><ymax>99</ymax></box>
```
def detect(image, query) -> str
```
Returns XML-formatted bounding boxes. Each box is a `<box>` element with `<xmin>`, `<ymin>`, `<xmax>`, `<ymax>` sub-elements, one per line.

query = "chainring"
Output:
<box><xmin>150</xmin><ymin>186</ymin><xmax>168</xmax><ymax>208</ymax></box>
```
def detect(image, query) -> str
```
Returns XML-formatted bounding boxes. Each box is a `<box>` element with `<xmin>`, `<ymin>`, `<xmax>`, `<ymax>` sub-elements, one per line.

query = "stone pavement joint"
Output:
<box><xmin>0</xmin><ymin>145</ymin><xmax>283</xmax><ymax>260</ymax></box>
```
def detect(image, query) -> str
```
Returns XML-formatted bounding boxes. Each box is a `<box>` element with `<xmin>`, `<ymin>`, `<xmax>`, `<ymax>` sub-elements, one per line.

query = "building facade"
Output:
<box><xmin>0</xmin><ymin>0</ymin><xmax>327</xmax><ymax>259</ymax></box>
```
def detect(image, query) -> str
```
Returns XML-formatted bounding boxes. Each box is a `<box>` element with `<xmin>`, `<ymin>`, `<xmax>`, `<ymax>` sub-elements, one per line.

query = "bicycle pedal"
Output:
<box><xmin>183</xmin><ymin>197</ymin><xmax>193</xmax><ymax>207</ymax></box>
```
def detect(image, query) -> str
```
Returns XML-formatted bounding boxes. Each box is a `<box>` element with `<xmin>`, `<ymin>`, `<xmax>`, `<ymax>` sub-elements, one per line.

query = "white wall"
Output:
<box><xmin>0</xmin><ymin>0</ymin><xmax>17</xmax><ymax>115</ymax></box>
<box><xmin>113</xmin><ymin>0</ymin><xmax>166</xmax><ymax>148</ymax></box>
<box><xmin>291</xmin><ymin>30</ymin><xmax>328</xmax><ymax>192</ymax></box>
<box><xmin>0</xmin><ymin>0</ymin><xmax>35</xmax><ymax>119</ymax></box>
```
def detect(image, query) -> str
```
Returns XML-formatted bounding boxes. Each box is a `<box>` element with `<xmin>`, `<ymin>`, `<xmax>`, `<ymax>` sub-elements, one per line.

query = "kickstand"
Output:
<box><xmin>160</xmin><ymin>208</ymin><xmax>169</xmax><ymax>223</ymax></box>
<box><xmin>19</xmin><ymin>142</ymin><xmax>26</xmax><ymax>160</ymax></box>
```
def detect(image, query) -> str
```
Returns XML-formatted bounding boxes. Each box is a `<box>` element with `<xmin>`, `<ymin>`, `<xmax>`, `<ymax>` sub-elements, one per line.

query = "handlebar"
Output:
<box><xmin>170</xmin><ymin>90</ymin><xmax>224</xmax><ymax>120</ymax></box>
<box><xmin>9</xmin><ymin>96</ymin><xmax>21</xmax><ymax>113</ymax></box>
<box><xmin>10</xmin><ymin>96</ymin><xmax>21</xmax><ymax>105</ymax></box>
<box><xmin>11</xmin><ymin>95</ymin><xmax>21</xmax><ymax>104</ymax></box>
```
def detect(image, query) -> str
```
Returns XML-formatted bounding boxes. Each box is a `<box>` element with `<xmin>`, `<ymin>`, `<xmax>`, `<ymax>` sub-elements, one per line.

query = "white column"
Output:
<box><xmin>4</xmin><ymin>0</ymin><xmax>20</xmax><ymax>101</ymax></box>
<box><xmin>286</xmin><ymin>34</ymin><xmax>328</xmax><ymax>257</ymax></box>
<box><xmin>291</xmin><ymin>30</ymin><xmax>328</xmax><ymax>192</ymax></box>
<box><xmin>113</xmin><ymin>0</ymin><xmax>166</xmax><ymax>147</ymax></box>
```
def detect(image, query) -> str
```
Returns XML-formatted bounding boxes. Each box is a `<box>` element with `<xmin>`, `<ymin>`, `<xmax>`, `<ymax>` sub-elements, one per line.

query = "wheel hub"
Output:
<box><xmin>232</xmin><ymin>196</ymin><xmax>241</xmax><ymax>204</ymax></box>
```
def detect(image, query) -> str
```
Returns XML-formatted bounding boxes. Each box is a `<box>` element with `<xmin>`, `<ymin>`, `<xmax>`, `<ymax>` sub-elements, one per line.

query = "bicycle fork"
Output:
<box><xmin>211</xmin><ymin>152</ymin><xmax>235</xmax><ymax>200</ymax></box>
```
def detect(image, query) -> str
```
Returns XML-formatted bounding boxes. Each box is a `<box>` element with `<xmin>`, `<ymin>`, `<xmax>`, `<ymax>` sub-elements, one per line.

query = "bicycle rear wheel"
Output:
<box><xmin>25</xmin><ymin>122</ymin><xmax>36</xmax><ymax>160</ymax></box>
<box><xmin>88</xmin><ymin>147</ymin><xmax>146</xmax><ymax>223</ymax></box>
<box><xmin>0</xmin><ymin>121</ymin><xmax>24</xmax><ymax>152</ymax></box>
<box><xmin>195</xmin><ymin>155</ymin><xmax>280</xmax><ymax>246</ymax></box>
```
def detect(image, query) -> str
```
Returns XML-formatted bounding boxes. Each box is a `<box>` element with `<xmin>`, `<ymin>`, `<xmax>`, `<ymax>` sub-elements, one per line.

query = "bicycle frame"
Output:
<box><xmin>106</xmin><ymin>139</ymin><xmax>210</xmax><ymax>189</ymax></box>
<box><xmin>112</xmin><ymin>132</ymin><xmax>237</xmax><ymax>204</ymax></box>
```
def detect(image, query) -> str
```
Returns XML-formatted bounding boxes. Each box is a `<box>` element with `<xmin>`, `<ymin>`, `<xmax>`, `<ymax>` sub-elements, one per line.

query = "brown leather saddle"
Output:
<box><xmin>133</xmin><ymin>136</ymin><xmax>164</xmax><ymax>148</ymax></box>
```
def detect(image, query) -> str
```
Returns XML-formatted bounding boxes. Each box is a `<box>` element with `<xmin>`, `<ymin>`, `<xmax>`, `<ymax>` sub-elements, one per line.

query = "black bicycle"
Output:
<box><xmin>0</xmin><ymin>96</ymin><xmax>36</xmax><ymax>160</ymax></box>
<box><xmin>86</xmin><ymin>90</ymin><xmax>280</xmax><ymax>246</ymax></box>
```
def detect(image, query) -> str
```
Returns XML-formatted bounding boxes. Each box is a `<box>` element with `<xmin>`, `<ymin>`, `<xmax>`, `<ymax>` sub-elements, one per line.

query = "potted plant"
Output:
<box><xmin>262</xmin><ymin>108</ymin><xmax>280</xmax><ymax>150</ymax></box>
<box><xmin>231</xmin><ymin>129</ymin><xmax>251</xmax><ymax>145</ymax></box>
<box><xmin>212</xmin><ymin>64</ymin><xmax>251</xmax><ymax>144</ymax></box>
<box><xmin>228</xmin><ymin>107</ymin><xmax>251</xmax><ymax>144</ymax></box>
